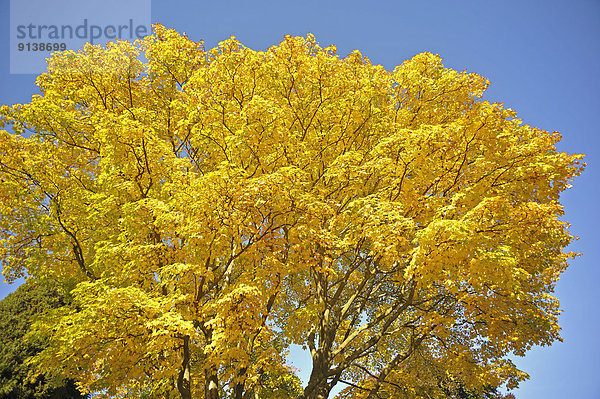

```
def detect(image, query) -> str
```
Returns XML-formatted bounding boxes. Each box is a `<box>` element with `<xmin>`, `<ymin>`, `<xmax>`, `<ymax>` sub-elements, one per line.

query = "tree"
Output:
<box><xmin>0</xmin><ymin>25</ymin><xmax>584</xmax><ymax>399</ymax></box>
<box><xmin>0</xmin><ymin>280</ymin><xmax>87</xmax><ymax>399</ymax></box>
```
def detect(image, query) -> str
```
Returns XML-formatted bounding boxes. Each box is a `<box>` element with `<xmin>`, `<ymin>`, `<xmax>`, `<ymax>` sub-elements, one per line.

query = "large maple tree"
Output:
<box><xmin>0</xmin><ymin>25</ymin><xmax>583</xmax><ymax>399</ymax></box>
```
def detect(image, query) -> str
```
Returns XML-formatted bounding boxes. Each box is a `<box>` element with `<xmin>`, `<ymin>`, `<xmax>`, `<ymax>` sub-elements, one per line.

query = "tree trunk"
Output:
<box><xmin>205</xmin><ymin>367</ymin><xmax>219</xmax><ymax>399</ymax></box>
<box><xmin>201</xmin><ymin>327</ymin><xmax>220</xmax><ymax>399</ymax></box>
<box><xmin>234</xmin><ymin>366</ymin><xmax>247</xmax><ymax>399</ymax></box>
<box><xmin>303</xmin><ymin>351</ymin><xmax>331</xmax><ymax>399</ymax></box>
<box><xmin>177</xmin><ymin>335</ymin><xmax>192</xmax><ymax>399</ymax></box>
<box><xmin>303</xmin><ymin>376</ymin><xmax>331</xmax><ymax>399</ymax></box>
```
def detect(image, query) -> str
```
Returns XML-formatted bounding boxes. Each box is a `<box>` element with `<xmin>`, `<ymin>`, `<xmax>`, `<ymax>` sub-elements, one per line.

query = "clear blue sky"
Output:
<box><xmin>1</xmin><ymin>1</ymin><xmax>598</xmax><ymax>398</ymax></box>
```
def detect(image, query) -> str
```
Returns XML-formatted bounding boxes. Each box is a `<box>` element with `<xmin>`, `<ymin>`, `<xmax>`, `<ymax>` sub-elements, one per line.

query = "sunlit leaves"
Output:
<box><xmin>0</xmin><ymin>24</ymin><xmax>584</xmax><ymax>398</ymax></box>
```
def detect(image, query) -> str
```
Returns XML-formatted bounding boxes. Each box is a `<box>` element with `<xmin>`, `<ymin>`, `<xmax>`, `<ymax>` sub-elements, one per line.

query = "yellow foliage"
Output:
<box><xmin>0</xmin><ymin>25</ymin><xmax>583</xmax><ymax>398</ymax></box>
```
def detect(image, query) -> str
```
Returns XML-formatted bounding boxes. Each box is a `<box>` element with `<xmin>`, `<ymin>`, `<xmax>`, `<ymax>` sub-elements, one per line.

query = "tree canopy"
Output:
<box><xmin>0</xmin><ymin>279</ymin><xmax>87</xmax><ymax>399</ymax></box>
<box><xmin>0</xmin><ymin>25</ymin><xmax>584</xmax><ymax>399</ymax></box>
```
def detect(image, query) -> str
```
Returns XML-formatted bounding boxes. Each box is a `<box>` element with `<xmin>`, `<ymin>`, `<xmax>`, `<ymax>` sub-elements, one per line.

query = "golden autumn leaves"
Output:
<box><xmin>0</xmin><ymin>25</ymin><xmax>584</xmax><ymax>399</ymax></box>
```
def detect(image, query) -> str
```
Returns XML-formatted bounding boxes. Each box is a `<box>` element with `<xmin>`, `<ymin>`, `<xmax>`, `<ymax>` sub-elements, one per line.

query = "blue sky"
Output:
<box><xmin>1</xmin><ymin>1</ymin><xmax>598</xmax><ymax>398</ymax></box>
